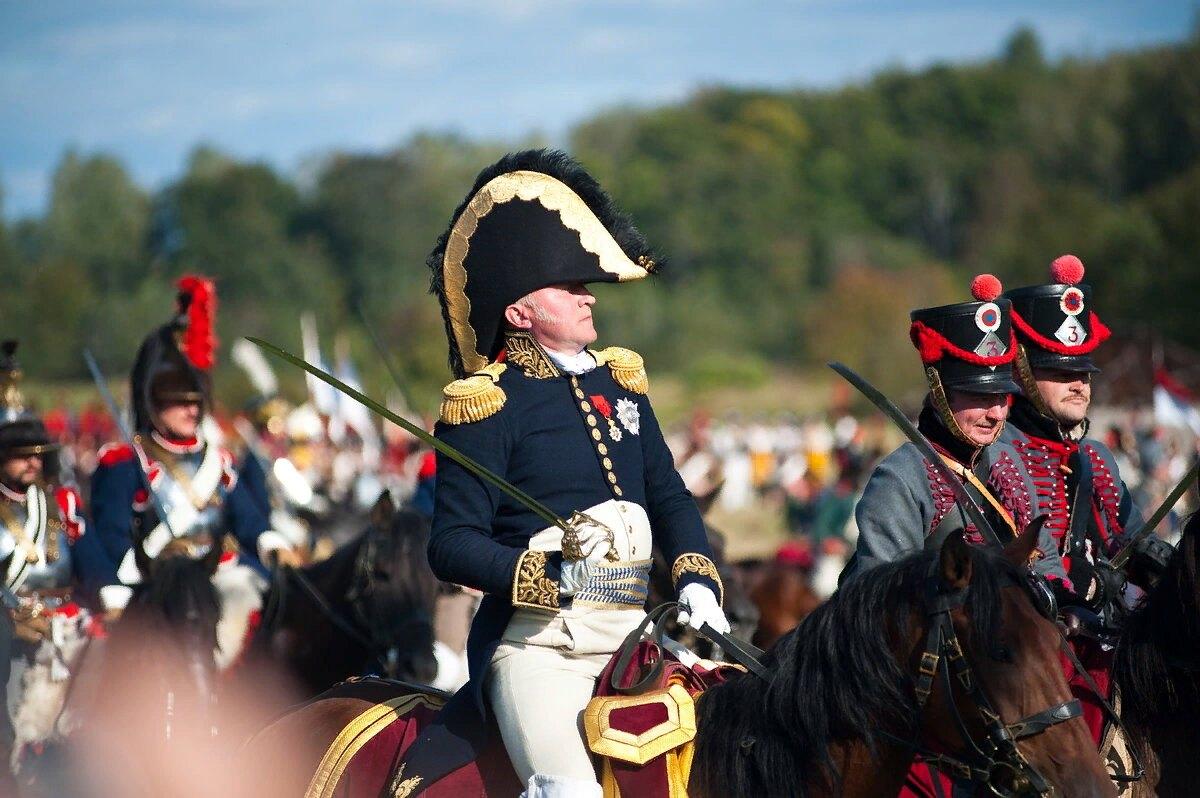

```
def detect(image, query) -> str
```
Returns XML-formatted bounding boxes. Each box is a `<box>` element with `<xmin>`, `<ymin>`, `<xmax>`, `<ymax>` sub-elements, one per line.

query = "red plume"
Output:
<box><xmin>1050</xmin><ymin>254</ymin><xmax>1085</xmax><ymax>285</ymax></box>
<box><xmin>176</xmin><ymin>275</ymin><xmax>217</xmax><ymax>370</ymax></box>
<box><xmin>970</xmin><ymin>273</ymin><xmax>1003</xmax><ymax>302</ymax></box>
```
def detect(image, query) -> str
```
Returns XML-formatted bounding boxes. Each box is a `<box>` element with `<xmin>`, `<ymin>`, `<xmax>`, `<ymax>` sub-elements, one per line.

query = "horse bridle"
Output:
<box><xmin>275</xmin><ymin>525</ymin><xmax>426</xmax><ymax>677</ymax></box>
<box><xmin>885</xmin><ymin>564</ymin><xmax>1085</xmax><ymax>797</ymax></box>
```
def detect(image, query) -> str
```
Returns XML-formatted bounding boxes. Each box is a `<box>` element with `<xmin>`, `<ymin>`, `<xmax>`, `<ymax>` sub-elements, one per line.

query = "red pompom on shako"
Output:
<box><xmin>970</xmin><ymin>273</ymin><xmax>1003</xmax><ymax>302</ymax></box>
<box><xmin>1049</xmin><ymin>254</ymin><xmax>1085</xmax><ymax>286</ymax></box>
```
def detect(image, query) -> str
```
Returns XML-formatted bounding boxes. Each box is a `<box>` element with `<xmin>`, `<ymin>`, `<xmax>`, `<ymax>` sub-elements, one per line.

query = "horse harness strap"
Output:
<box><xmin>906</xmin><ymin>567</ymin><xmax>1084</xmax><ymax>797</ymax></box>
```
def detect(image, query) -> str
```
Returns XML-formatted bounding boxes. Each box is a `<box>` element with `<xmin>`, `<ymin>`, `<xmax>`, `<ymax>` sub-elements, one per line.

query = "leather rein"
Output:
<box><xmin>877</xmin><ymin>563</ymin><xmax>1086</xmax><ymax>797</ymax></box>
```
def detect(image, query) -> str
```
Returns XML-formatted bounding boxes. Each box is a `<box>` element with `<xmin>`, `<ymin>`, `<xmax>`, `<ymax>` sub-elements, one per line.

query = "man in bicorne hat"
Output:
<box><xmin>82</xmin><ymin>277</ymin><xmax>301</xmax><ymax>638</ymax></box>
<box><xmin>840</xmin><ymin>275</ymin><xmax>1065</xmax><ymax>585</ymax></box>
<box><xmin>412</xmin><ymin>150</ymin><xmax>729</xmax><ymax>797</ymax></box>
<box><xmin>0</xmin><ymin>341</ymin><xmax>95</xmax><ymax>780</ymax></box>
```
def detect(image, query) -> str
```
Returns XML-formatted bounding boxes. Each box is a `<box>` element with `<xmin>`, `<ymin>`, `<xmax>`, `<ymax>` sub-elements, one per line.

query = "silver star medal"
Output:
<box><xmin>615</xmin><ymin>398</ymin><xmax>641</xmax><ymax>436</ymax></box>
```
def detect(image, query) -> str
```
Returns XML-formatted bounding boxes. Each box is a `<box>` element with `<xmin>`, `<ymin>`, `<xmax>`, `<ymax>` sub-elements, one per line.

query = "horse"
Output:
<box><xmin>1113</xmin><ymin>502</ymin><xmax>1200</xmax><ymax>797</ymax></box>
<box><xmin>52</xmin><ymin>534</ymin><xmax>229</xmax><ymax>798</ymax></box>
<box><xmin>242</xmin><ymin>519</ymin><xmax>1112</xmax><ymax>798</ymax></box>
<box><xmin>250</xmin><ymin>490</ymin><xmax>440</xmax><ymax>700</ymax></box>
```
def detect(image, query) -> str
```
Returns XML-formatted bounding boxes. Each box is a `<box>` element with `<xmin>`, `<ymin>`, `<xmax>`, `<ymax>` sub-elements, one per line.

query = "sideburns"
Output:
<box><xmin>519</xmin><ymin>297</ymin><xmax>560</xmax><ymax>325</ymax></box>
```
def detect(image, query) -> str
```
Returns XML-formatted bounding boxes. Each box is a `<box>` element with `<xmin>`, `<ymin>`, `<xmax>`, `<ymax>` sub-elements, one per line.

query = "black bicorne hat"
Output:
<box><xmin>0</xmin><ymin>341</ymin><xmax>58</xmax><ymax>457</ymax></box>
<box><xmin>1004</xmin><ymin>254</ymin><xmax>1110</xmax><ymax>374</ymax></box>
<box><xmin>909</xmin><ymin>274</ymin><xmax>1020</xmax><ymax>395</ymax></box>
<box><xmin>130</xmin><ymin>276</ymin><xmax>217</xmax><ymax>434</ymax></box>
<box><xmin>428</xmin><ymin>149</ymin><xmax>658</xmax><ymax>379</ymax></box>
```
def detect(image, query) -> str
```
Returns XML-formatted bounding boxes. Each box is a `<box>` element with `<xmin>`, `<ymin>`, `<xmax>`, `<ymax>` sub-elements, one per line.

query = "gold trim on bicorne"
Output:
<box><xmin>443</xmin><ymin>170</ymin><xmax>653</xmax><ymax>375</ymax></box>
<box><xmin>439</xmin><ymin>362</ymin><xmax>508</xmax><ymax>425</ymax></box>
<box><xmin>504</xmin><ymin>331</ymin><xmax>560</xmax><ymax>379</ymax></box>
<box><xmin>1014</xmin><ymin>345</ymin><xmax>1056</xmax><ymax>420</ymax></box>
<box><xmin>591</xmin><ymin>347</ymin><xmax>648</xmax><ymax>395</ymax></box>
<box><xmin>303</xmin><ymin>693</ymin><xmax>444</xmax><ymax>798</ymax></box>
<box><xmin>512</xmin><ymin>548</ymin><xmax>559</xmax><ymax>612</ymax></box>
<box><xmin>585</xmin><ymin>683</ymin><xmax>696</xmax><ymax>798</ymax></box>
<box><xmin>670</xmin><ymin>553</ymin><xmax>723</xmax><ymax>606</ymax></box>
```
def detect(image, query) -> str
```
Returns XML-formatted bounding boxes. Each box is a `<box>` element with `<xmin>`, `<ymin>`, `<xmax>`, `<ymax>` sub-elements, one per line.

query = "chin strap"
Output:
<box><xmin>926</xmin><ymin>367</ymin><xmax>1005</xmax><ymax>449</ymax></box>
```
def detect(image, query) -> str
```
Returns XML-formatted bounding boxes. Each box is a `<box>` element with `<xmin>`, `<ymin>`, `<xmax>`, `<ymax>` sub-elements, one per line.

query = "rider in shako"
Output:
<box><xmin>83</xmin><ymin>277</ymin><xmax>302</xmax><ymax>623</ymax></box>
<box><xmin>410</xmin><ymin>150</ymin><xmax>730</xmax><ymax>797</ymax></box>
<box><xmin>840</xmin><ymin>275</ymin><xmax>1065</xmax><ymax>585</ymax></box>
<box><xmin>989</xmin><ymin>254</ymin><xmax>1167</xmax><ymax>749</ymax></box>
<box><xmin>0</xmin><ymin>341</ymin><xmax>96</xmax><ymax>775</ymax></box>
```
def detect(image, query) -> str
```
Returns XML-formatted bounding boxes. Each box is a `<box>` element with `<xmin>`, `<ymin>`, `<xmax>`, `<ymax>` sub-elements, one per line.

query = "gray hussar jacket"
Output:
<box><xmin>840</xmin><ymin>407</ymin><xmax>1067</xmax><ymax>585</ymax></box>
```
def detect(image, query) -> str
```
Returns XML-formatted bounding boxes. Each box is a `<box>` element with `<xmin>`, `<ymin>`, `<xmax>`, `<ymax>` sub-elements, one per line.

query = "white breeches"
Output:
<box><xmin>486</xmin><ymin>641</ymin><xmax>609</xmax><ymax>786</ymax></box>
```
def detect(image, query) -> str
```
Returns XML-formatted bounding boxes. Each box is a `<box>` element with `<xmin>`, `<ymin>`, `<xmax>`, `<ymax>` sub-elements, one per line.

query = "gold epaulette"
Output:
<box><xmin>592</xmin><ymin>347</ymin><xmax>648</xmax><ymax>394</ymax></box>
<box><xmin>439</xmin><ymin>363</ymin><xmax>507</xmax><ymax>425</ymax></box>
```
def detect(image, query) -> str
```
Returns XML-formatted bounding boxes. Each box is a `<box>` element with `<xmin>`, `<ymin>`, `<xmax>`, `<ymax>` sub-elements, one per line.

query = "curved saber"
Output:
<box><xmin>828</xmin><ymin>361</ymin><xmax>1005</xmax><ymax>549</ymax></box>
<box><xmin>247</xmin><ymin>337</ymin><xmax>573</xmax><ymax>534</ymax></box>
<box><xmin>1110</xmin><ymin>456</ymin><xmax>1199</xmax><ymax>570</ymax></box>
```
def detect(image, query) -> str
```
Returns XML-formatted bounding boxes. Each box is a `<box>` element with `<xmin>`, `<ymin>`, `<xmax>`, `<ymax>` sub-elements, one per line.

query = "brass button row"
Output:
<box><xmin>570</xmin><ymin>375</ymin><xmax>622</xmax><ymax>498</ymax></box>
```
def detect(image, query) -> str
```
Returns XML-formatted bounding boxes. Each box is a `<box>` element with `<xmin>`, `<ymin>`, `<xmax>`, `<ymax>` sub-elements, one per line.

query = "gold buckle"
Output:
<box><xmin>919</xmin><ymin>652</ymin><xmax>940</xmax><ymax>678</ymax></box>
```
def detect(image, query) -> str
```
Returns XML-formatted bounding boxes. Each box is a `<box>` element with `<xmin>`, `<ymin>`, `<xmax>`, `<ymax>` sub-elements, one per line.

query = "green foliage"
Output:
<box><xmin>3</xmin><ymin>32</ymin><xmax>1200</xmax><ymax>409</ymax></box>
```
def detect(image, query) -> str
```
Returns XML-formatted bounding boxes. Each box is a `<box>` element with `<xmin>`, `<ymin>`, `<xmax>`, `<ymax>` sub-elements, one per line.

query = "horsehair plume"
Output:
<box><xmin>1049</xmin><ymin>254</ymin><xmax>1085</xmax><ymax>285</ymax></box>
<box><xmin>970</xmin><ymin>273</ymin><xmax>1003</xmax><ymax>302</ymax></box>
<box><xmin>427</xmin><ymin>148</ymin><xmax>660</xmax><ymax>378</ymax></box>
<box><xmin>177</xmin><ymin>275</ymin><xmax>217</xmax><ymax>370</ymax></box>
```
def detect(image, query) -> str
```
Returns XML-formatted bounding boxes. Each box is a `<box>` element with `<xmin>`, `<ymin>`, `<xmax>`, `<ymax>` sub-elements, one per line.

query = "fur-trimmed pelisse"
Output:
<box><xmin>427</xmin><ymin>149</ymin><xmax>661</xmax><ymax>379</ymax></box>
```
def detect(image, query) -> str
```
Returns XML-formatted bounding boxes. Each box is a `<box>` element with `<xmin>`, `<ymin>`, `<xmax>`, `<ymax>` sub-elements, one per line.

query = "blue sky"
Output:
<box><xmin>2</xmin><ymin>0</ymin><xmax>1194</xmax><ymax>219</ymax></box>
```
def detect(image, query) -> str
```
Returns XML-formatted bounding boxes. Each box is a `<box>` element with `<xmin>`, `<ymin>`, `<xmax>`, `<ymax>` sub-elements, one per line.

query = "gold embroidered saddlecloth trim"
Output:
<box><xmin>512</xmin><ymin>549</ymin><xmax>559</xmax><ymax>611</ymax></box>
<box><xmin>304</xmin><ymin>693</ymin><xmax>443</xmax><ymax>798</ymax></box>
<box><xmin>670</xmin><ymin>553</ymin><xmax>723</xmax><ymax>606</ymax></box>
<box><xmin>443</xmin><ymin>170</ymin><xmax>653</xmax><ymax>375</ymax></box>
<box><xmin>504</xmin><ymin>332</ymin><xmax>560</xmax><ymax>379</ymax></box>
<box><xmin>587</xmin><ymin>682</ymin><xmax>696</xmax><ymax>798</ymax></box>
<box><xmin>592</xmin><ymin>347</ymin><xmax>648</xmax><ymax>394</ymax></box>
<box><xmin>440</xmin><ymin>363</ymin><xmax>507</xmax><ymax>425</ymax></box>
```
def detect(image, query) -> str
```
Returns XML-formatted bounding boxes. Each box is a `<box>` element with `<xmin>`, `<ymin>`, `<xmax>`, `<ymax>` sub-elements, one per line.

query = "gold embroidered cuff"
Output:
<box><xmin>670</xmin><ymin>553</ymin><xmax>723</xmax><ymax>606</ymax></box>
<box><xmin>512</xmin><ymin>549</ymin><xmax>560</xmax><ymax>612</ymax></box>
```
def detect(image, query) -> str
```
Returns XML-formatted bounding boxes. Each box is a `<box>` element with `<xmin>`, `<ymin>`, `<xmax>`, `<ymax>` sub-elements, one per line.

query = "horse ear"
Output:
<box><xmin>1004</xmin><ymin>514</ymin><xmax>1046</xmax><ymax>568</ymax></box>
<box><xmin>370</xmin><ymin>489</ymin><xmax>396</xmax><ymax>529</ymax></box>
<box><xmin>203</xmin><ymin>534</ymin><xmax>224</xmax><ymax>576</ymax></box>
<box><xmin>939</xmin><ymin>528</ymin><xmax>973</xmax><ymax>591</ymax></box>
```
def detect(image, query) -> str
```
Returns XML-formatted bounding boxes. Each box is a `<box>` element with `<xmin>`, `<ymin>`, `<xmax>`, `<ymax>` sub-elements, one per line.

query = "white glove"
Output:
<box><xmin>558</xmin><ymin>518</ymin><xmax>614</xmax><ymax>599</ymax></box>
<box><xmin>677</xmin><ymin>583</ymin><xmax>730</xmax><ymax>634</ymax></box>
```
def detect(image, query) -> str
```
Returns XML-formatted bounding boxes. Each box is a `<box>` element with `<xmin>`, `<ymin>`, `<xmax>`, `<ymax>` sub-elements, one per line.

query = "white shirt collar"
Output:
<box><xmin>544</xmin><ymin>347</ymin><xmax>597</xmax><ymax>376</ymax></box>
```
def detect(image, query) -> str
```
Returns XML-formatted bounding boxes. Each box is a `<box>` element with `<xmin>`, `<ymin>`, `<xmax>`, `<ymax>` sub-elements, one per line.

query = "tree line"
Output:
<box><xmin>2</xmin><ymin>27</ymin><xmax>1197</xmax><ymax>408</ymax></box>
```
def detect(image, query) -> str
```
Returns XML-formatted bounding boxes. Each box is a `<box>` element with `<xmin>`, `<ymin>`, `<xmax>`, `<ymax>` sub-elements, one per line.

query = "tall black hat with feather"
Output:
<box><xmin>428</xmin><ymin>149</ymin><xmax>659</xmax><ymax>379</ymax></box>
<box><xmin>130</xmin><ymin>276</ymin><xmax>217</xmax><ymax>435</ymax></box>
<box><xmin>0</xmin><ymin>341</ymin><xmax>57</xmax><ymax>457</ymax></box>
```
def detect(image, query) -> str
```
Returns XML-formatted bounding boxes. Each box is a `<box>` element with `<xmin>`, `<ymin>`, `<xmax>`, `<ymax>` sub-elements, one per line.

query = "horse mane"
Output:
<box><xmin>1115</xmin><ymin>511</ymin><xmax>1200</xmax><ymax>723</ymax></box>
<box><xmin>693</xmin><ymin>543</ymin><xmax>1019</xmax><ymax>798</ymax></box>
<box><xmin>126</xmin><ymin>554</ymin><xmax>222</xmax><ymax>634</ymax></box>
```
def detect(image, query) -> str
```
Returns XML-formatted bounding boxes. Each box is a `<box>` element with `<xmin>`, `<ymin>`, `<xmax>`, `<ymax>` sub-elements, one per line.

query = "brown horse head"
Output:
<box><xmin>693</xmin><ymin>519</ymin><xmax>1114</xmax><ymax>797</ymax></box>
<box><xmin>916</xmin><ymin>520</ymin><xmax>1114</xmax><ymax>797</ymax></box>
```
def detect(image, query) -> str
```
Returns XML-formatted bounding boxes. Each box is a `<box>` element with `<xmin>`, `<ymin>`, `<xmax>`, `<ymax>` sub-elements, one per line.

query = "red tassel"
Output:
<box><xmin>177</xmin><ymin>275</ymin><xmax>217</xmax><ymax>370</ymax></box>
